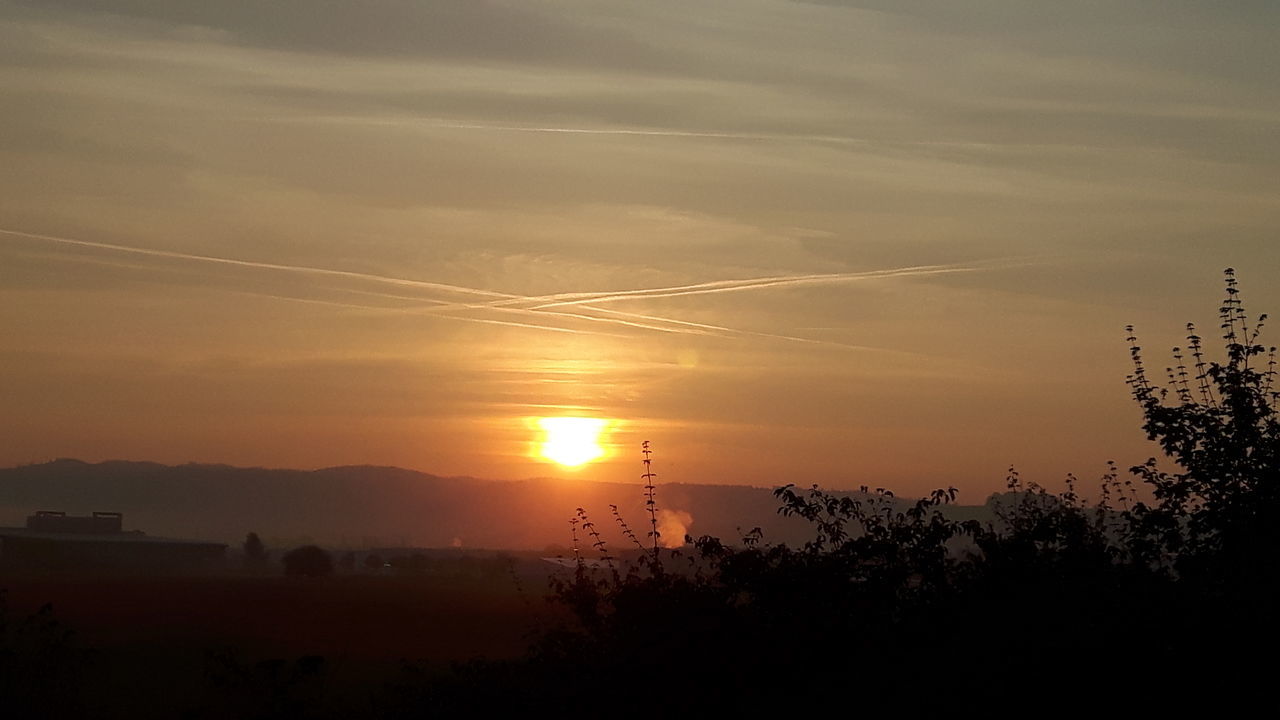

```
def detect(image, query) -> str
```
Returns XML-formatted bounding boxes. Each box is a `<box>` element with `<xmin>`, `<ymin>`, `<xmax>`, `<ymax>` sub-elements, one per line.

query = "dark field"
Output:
<box><xmin>1</xmin><ymin>564</ymin><xmax>568</xmax><ymax>718</ymax></box>
<box><xmin>5</xmin><ymin>573</ymin><xmax>553</xmax><ymax>660</ymax></box>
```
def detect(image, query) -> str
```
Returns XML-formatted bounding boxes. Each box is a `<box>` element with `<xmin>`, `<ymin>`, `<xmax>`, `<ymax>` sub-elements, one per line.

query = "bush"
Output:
<box><xmin>281</xmin><ymin>545</ymin><xmax>333</xmax><ymax>578</ymax></box>
<box><xmin>1125</xmin><ymin>268</ymin><xmax>1280</xmax><ymax>579</ymax></box>
<box><xmin>242</xmin><ymin>532</ymin><xmax>269</xmax><ymax>572</ymax></box>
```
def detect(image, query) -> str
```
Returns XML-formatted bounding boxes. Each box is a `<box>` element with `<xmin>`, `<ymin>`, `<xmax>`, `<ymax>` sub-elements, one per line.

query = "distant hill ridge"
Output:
<box><xmin>0</xmin><ymin>459</ymin><xmax>994</xmax><ymax>550</ymax></box>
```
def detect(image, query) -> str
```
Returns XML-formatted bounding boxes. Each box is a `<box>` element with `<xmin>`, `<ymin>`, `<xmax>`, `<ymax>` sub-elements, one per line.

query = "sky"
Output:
<box><xmin>1</xmin><ymin>0</ymin><xmax>1277</xmax><ymax>500</ymax></box>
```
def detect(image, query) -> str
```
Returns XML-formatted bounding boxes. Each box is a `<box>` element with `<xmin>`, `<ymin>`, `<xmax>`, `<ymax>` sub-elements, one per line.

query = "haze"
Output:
<box><xmin>2</xmin><ymin>1</ymin><xmax>1278</xmax><ymax>496</ymax></box>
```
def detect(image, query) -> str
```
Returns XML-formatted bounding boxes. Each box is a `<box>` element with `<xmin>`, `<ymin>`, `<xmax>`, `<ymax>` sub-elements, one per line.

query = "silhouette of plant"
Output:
<box><xmin>576</xmin><ymin>507</ymin><xmax>616</xmax><ymax>574</ymax></box>
<box><xmin>282</xmin><ymin>545</ymin><xmax>334</xmax><ymax>578</ymax></box>
<box><xmin>1125</xmin><ymin>268</ymin><xmax>1280</xmax><ymax>579</ymax></box>
<box><xmin>243</xmin><ymin>531</ymin><xmax>269</xmax><ymax>573</ymax></box>
<box><xmin>0</xmin><ymin>592</ymin><xmax>90</xmax><ymax>717</ymax></box>
<box><xmin>197</xmin><ymin>650</ymin><xmax>334</xmax><ymax>720</ymax></box>
<box><xmin>610</xmin><ymin>503</ymin><xmax>644</xmax><ymax>551</ymax></box>
<box><xmin>641</xmin><ymin>440</ymin><xmax>660</xmax><ymax>560</ymax></box>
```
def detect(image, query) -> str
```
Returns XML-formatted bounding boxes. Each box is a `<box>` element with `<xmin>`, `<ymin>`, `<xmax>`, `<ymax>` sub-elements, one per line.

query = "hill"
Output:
<box><xmin>0</xmin><ymin>459</ymin><xmax>993</xmax><ymax>550</ymax></box>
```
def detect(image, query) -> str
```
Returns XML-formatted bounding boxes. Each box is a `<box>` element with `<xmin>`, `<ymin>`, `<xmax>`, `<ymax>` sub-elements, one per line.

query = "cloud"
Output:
<box><xmin>11</xmin><ymin>0</ymin><xmax>688</xmax><ymax>72</ymax></box>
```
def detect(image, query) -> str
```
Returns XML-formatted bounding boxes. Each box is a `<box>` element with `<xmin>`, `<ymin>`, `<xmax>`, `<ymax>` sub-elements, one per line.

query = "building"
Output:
<box><xmin>0</xmin><ymin>511</ymin><xmax>227</xmax><ymax>573</ymax></box>
<box><xmin>26</xmin><ymin>509</ymin><xmax>127</xmax><ymax>534</ymax></box>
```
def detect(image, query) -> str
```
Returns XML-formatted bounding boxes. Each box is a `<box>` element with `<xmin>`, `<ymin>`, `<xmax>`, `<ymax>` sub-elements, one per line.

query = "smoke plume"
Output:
<box><xmin>656</xmin><ymin>509</ymin><xmax>693</xmax><ymax>548</ymax></box>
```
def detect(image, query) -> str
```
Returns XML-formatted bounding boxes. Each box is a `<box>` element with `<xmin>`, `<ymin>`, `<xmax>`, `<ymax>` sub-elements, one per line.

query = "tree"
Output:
<box><xmin>242</xmin><ymin>532</ymin><xmax>269</xmax><ymax>572</ymax></box>
<box><xmin>282</xmin><ymin>545</ymin><xmax>333</xmax><ymax>578</ymax></box>
<box><xmin>1125</xmin><ymin>268</ymin><xmax>1280</xmax><ymax>576</ymax></box>
<box><xmin>338</xmin><ymin>551</ymin><xmax>356</xmax><ymax>572</ymax></box>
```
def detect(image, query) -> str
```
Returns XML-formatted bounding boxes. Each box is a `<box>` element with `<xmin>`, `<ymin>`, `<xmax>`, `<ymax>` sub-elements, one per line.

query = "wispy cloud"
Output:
<box><xmin>288</xmin><ymin>116</ymin><xmax>1100</xmax><ymax>153</ymax></box>
<box><xmin>295</xmin><ymin>116</ymin><xmax>877</xmax><ymax>146</ymax></box>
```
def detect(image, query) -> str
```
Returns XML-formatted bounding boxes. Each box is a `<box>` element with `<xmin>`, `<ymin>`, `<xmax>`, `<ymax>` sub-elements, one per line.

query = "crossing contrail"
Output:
<box><xmin>517</xmin><ymin>265</ymin><xmax>979</xmax><ymax>310</ymax></box>
<box><xmin>389</xmin><ymin>261</ymin><xmax>994</xmax><ymax>316</ymax></box>
<box><xmin>224</xmin><ymin>290</ymin><xmax>606</xmax><ymax>336</ymax></box>
<box><xmin>1</xmin><ymin>226</ymin><xmax>1014</xmax><ymax>351</ymax></box>
<box><xmin>1</xmin><ymin>227</ymin><xmax>723</xmax><ymax>336</ymax></box>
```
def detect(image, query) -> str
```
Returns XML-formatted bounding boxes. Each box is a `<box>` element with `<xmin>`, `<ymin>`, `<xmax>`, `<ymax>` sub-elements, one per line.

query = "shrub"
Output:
<box><xmin>1125</xmin><ymin>268</ymin><xmax>1280</xmax><ymax>578</ymax></box>
<box><xmin>242</xmin><ymin>532</ymin><xmax>269</xmax><ymax>572</ymax></box>
<box><xmin>281</xmin><ymin>545</ymin><xmax>333</xmax><ymax>578</ymax></box>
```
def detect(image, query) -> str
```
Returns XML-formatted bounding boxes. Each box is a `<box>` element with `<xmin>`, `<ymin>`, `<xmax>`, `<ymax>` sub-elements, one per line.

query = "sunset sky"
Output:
<box><xmin>2</xmin><ymin>1</ymin><xmax>1277</xmax><ymax>499</ymax></box>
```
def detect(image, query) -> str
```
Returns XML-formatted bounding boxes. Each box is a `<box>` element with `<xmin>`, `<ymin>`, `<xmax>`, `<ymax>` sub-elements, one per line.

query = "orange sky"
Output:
<box><xmin>2</xmin><ymin>1</ymin><xmax>1278</xmax><ymax>500</ymax></box>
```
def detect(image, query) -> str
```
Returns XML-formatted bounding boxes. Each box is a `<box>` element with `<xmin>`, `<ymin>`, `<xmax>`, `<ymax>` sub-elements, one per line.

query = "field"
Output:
<box><xmin>1</xmin><ymin>561</ymin><xmax>567</xmax><ymax>718</ymax></box>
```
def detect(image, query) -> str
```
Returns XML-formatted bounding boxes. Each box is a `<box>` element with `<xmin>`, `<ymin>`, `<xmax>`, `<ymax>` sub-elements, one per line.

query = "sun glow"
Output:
<box><xmin>537</xmin><ymin>417</ymin><xmax>608</xmax><ymax>468</ymax></box>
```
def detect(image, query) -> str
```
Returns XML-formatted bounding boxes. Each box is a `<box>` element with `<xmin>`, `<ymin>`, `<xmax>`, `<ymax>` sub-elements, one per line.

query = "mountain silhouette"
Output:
<box><xmin>0</xmin><ymin>459</ymin><xmax>993</xmax><ymax>549</ymax></box>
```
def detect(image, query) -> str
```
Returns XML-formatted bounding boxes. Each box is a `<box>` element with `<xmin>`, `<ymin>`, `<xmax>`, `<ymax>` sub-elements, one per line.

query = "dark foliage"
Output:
<box><xmin>243</xmin><ymin>532</ymin><xmax>269</xmax><ymax>573</ymax></box>
<box><xmin>1125</xmin><ymin>268</ymin><xmax>1280</xmax><ymax>583</ymax></box>
<box><xmin>281</xmin><ymin>545</ymin><xmax>334</xmax><ymax>578</ymax></box>
<box><xmin>0</xmin><ymin>591</ymin><xmax>91</xmax><ymax>719</ymax></box>
<box><xmin>191</xmin><ymin>650</ymin><xmax>336</xmax><ymax>720</ymax></box>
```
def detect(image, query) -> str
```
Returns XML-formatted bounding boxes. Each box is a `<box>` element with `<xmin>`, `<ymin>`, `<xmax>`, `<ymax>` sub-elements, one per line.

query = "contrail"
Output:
<box><xmin>1</xmin><ymin>226</ymin><xmax>1009</xmax><ymax>351</ymax></box>
<box><xmin>417</xmin><ymin>120</ymin><xmax>786</xmax><ymax>141</ymax></box>
<box><xmin>446</xmin><ymin>263</ymin><xmax>979</xmax><ymax>312</ymax></box>
<box><xmin>401</xmin><ymin>263</ymin><xmax>985</xmax><ymax>314</ymax></box>
<box><xmin>225</xmin><ymin>291</ymin><xmax>603</xmax><ymax>336</ymax></box>
<box><xmin>273</xmin><ymin>115</ymin><xmax>1140</xmax><ymax>157</ymax></box>
<box><xmin>290</xmin><ymin>116</ymin><xmax>1084</xmax><ymax>153</ymax></box>
<box><xmin>0</xmin><ymin>228</ymin><xmax>626</xmax><ymax>337</ymax></box>
<box><xmin>332</xmin><ymin>286</ymin><xmax>859</xmax><ymax>347</ymax></box>
<box><xmin>289</xmin><ymin>116</ymin><xmax>876</xmax><ymax>146</ymax></box>
<box><xmin>350</xmin><ymin>294</ymin><xmax>898</xmax><ymax>351</ymax></box>
<box><xmin>330</xmin><ymin>282</ymin><xmax>854</xmax><ymax>344</ymax></box>
<box><xmin>583</xmin><ymin>306</ymin><xmax>743</xmax><ymax>335</ymax></box>
<box><xmin>330</xmin><ymin>287</ymin><xmax>720</xmax><ymax>337</ymax></box>
<box><xmin>1</xmin><ymin>227</ymin><xmax>718</xmax><ymax>337</ymax></box>
<box><xmin>567</xmin><ymin>306</ymin><xmax>895</xmax><ymax>352</ymax></box>
<box><xmin>528</xmin><ymin>266</ymin><xmax>976</xmax><ymax>309</ymax></box>
<box><xmin>530</xmin><ymin>308</ymin><xmax>725</xmax><ymax>337</ymax></box>
<box><xmin>0</xmin><ymin>228</ymin><xmax>516</xmax><ymax>301</ymax></box>
<box><xmin>426</xmin><ymin>313</ymin><xmax>606</xmax><ymax>335</ymax></box>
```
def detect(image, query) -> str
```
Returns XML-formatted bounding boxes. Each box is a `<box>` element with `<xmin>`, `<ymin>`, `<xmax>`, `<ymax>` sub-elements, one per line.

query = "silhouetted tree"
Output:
<box><xmin>282</xmin><ymin>545</ymin><xmax>333</xmax><ymax>578</ymax></box>
<box><xmin>242</xmin><ymin>532</ymin><xmax>269</xmax><ymax>572</ymax></box>
<box><xmin>362</xmin><ymin>553</ymin><xmax>383</xmax><ymax>572</ymax></box>
<box><xmin>1125</xmin><ymin>268</ymin><xmax>1280</xmax><ymax>578</ymax></box>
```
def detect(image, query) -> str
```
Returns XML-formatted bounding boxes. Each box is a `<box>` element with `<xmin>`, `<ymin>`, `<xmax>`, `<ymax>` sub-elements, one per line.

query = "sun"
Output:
<box><xmin>537</xmin><ymin>417</ymin><xmax>608</xmax><ymax>468</ymax></box>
